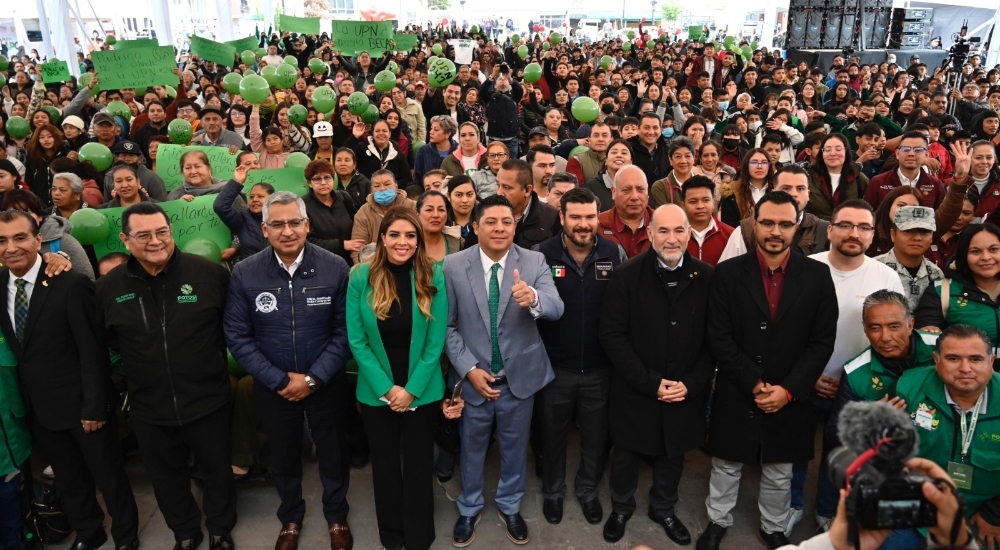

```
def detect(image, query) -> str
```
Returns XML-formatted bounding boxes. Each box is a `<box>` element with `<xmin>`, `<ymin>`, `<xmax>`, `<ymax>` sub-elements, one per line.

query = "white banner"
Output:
<box><xmin>448</xmin><ymin>38</ymin><xmax>476</xmax><ymax>65</ymax></box>
<box><xmin>0</xmin><ymin>18</ymin><xmax>17</xmax><ymax>44</ymax></box>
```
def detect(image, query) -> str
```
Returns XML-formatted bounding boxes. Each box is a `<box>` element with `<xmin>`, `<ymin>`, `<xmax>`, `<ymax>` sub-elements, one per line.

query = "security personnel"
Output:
<box><xmin>533</xmin><ymin>187</ymin><xmax>627</xmax><ymax>526</ymax></box>
<box><xmin>897</xmin><ymin>324</ymin><xmax>1000</xmax><ymax>544</ymax></box>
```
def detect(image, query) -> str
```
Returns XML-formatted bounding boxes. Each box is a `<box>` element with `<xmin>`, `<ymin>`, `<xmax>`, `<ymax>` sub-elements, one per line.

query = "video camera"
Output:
<box><xmin>943</xmin><ymin>20</ymin><xmax>982</xmax><ymax>71</ymax></box>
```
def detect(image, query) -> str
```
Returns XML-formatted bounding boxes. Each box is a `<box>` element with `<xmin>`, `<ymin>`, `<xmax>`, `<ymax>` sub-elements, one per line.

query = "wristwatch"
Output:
<box><xmin>303</xmin><ymin>375</ymin><xmax>319</xmax><ymax>392</ymax></box>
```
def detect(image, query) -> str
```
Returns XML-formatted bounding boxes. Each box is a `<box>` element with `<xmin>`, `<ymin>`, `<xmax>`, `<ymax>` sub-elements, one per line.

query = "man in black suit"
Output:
<box><xmin>0</xmin><ymin>210</ymin><xmax>138</xmax><ymax>550</ymax></box>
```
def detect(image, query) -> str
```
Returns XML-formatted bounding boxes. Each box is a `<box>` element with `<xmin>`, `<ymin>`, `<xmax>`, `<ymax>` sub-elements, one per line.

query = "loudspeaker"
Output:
<box><xmin>786</xmin><ymin>6</ymin><xmax>826</xmax><ymax>49</ymax></box>
<box><xmin>862</xmin><ymin>8</ymin><xmax>891</xmax><ymax>49</ymax></box>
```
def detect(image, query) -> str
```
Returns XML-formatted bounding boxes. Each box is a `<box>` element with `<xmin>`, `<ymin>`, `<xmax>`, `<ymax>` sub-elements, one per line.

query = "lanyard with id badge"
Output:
<box><xmin>947</xmin><ymin>392</ymin><xmax>985</xmax><ymax>490</ymax></box>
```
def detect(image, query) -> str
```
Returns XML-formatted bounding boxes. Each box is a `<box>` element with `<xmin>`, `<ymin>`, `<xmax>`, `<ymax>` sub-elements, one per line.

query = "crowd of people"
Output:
<box><xmin>1</xmin><ymin>16</ymin><xmax>1000</xmax><ymax>550</ymax></box>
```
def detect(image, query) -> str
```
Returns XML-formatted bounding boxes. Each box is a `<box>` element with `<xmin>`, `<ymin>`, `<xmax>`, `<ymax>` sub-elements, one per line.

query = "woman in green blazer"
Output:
<box><xmin>347</xmin><ymin>207</ymin><xmax>449</xmax><ymax>550</ymax></box>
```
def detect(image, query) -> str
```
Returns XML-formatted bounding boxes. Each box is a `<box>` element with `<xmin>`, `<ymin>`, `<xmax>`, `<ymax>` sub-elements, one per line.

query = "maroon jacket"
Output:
<box><xmin>683</xmin><ymin>54</ymin><xmax>723</xmax><ymax>88</ymax></box>
<box><xmin>687</xmin><ymin>218</ymin><xmax>734</xmax><ymax>267</ymax></box>
<box><xmin>864</xmin><ymin>169</ymin><xmax>946</xmax><ymax>211</ymax></box>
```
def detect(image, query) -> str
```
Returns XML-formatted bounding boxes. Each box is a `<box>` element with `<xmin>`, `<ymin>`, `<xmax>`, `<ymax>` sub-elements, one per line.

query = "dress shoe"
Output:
<box><xmin>452</xmin><ymin>512</ymin><xmax>481</xmax><ymax>547</ymax></box>
<box><xmin>275</xmin><ymin>523</ymin><xmax>300</xmax><ymax>550</ymax></box>
<box><xmin>580</xmin><ymin>497</ymin><xmax>603</xmax><ymax>524</ymax></box>
<box><xmin>696</xmin><ymin>522</ymin><xmax>727</xmax><ymax>550</ymax></box>
<box><xmin>210</xmin><ymin>534</ymin><xmax>235</xmax><ymax>550</ymax></box>
<box><xmin>116</xmin><ymin>540</ymin><xmax>140</xmax><ymax>550</ymax></box>
<box><xmin>649</xmin><ymin>514</ymin><xmax>692</xmax><ymax>545</ymax></box>
<box><xmin>758</xmin><ymin>529</ymin><xmax>791</xmax><ymax>550</ymax></box>
<box><xmin>542</xmin><ymin>497</ymin><xmax>563</xmax><ymax>524</ymax></box>
<box><xmin>71</xmin><ymin>531</ymin><xmax>108</xmax><ymax>550</ymax></box>
<box><xmin>602</xmin><ymin>512</ymin><xmax>631</xmax><ymax>543</ymax></box>
<box><xmin>173</xmin><ymin>531</ymin><xmax>205</xmax><ymax>550</ymax></box>
<box><xmin>497</xmin><ymin>511</ymin><xmax>528</xmax><ymax>545</ymax></box>
<box><xmin>329</xmin><ymin>522</ymin><xmax>353</xmax><ymax>550</ymax></box>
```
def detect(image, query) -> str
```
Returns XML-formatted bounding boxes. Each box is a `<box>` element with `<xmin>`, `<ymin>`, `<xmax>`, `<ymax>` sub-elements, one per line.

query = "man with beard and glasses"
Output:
<box><xmin>699</xmin><ymin>191</ymin><xmax>838</xmax><ymax>550</ymax></box>
<box><xmin>600</xmin><ymin>204</ymin><xmax>714</xmax><ymax>545</ymax></box>
<box><xmin>534</xmin><ymin>188</ymin><xmax>627</xmax><ymax>527</ymax></box>
<box><xmin>101</xmin><ymin>140</ymin><xmax>168</xmax><ymax>202</ymax></box>
<box><xmin>785</xmin><ymin>200</ymin><xmax>903</xmax><ymax>534</ymax></box>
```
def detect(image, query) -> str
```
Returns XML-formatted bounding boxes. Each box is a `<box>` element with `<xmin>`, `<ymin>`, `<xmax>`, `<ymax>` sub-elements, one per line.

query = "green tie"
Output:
<box><xmin>14</xmin><ymin>279</ymin><xmax>28</xmax><ymax>344</ymax></box>
<box><xmin>489</xmin><ymin>263</ymin><xmax>503</xmax><ymax>374</ymax></box>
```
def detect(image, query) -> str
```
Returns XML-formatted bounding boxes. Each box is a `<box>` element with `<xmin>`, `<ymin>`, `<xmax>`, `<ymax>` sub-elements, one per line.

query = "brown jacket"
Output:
<box><xmin>598</xmin><ymin>206</ymin><xmax>654</xmax><ymax>258</ymax></box>
<box><xmin>349</xmin><ymin>189</ymin><xmax>416</xmax><ymax>264</ymax></box>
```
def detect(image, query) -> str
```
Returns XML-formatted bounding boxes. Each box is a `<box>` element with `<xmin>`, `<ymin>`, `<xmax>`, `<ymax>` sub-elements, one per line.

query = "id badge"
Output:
<box><xmin>595</xmin><ymin>261</ymin><xmax>613</xmax><ymax>280</ymax></box>
<box><xmin>947</xmin><ymin>461</ymin><xmax>973</xmax><ymax>490</ymax></box>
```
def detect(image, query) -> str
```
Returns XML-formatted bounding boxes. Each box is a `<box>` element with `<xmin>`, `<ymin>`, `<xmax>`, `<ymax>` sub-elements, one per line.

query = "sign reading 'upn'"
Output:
<box><xmin>332</xmin><ymin>20</ymin><xmax>395</xmax><ymax>55</ymax></box>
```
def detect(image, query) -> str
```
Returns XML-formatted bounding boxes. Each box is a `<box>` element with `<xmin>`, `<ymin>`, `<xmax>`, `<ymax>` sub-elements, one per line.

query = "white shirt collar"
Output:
<box><xmin>275</xmin><ymin>248</ymin><xmax>305</xmax><ymax>277</ymax></box>
<box><xmin>13</xmin><ymin>254</ymin><xmax>43</xmax><ymax>286</ymax></box>
<box><xmin>945</xmin><ymin>387</ymin><xmax>988</xmax><ymax>414</ymax></box>
<box><xmin>691</xmin><ymin>217</ymin><xmax>718</xmax><ymax>243</ymax></box>
<box><xmin>897</xmin><ymin>168</ymin><xmax>921</xmax><ymax>187</ymax></box>
<box><xmin>480</xmin><ymin>248</ymin><xmax>510</xmax><ymax>275</ymax></box>
<box><xmin>656</xmin><ymin>255</ymin><xmax>684</xmax><ymax>271</ymax></box>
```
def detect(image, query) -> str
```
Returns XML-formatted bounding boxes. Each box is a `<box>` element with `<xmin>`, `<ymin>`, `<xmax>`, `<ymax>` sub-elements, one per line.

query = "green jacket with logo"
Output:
<box><xmin>0</xmin><ymin>331</ymin><xmax>30</xmax><ymax>476</ymax></box>
<box><xmin>897</xmin><ymin>366</ymin><xmax>1000</xmax><ymax>516</ymax></box>
<box><xmin>915</xmin><ymin>278</ymin><xmax>1000</xmax><ymax>368</ymax></box>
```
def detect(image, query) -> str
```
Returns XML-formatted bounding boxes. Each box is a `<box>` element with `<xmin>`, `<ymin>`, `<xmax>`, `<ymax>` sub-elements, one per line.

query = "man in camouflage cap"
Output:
<box><xmin>874</xmin><ymin>205</ymin><xmax>943</xmax><ymax>310</ymax></box>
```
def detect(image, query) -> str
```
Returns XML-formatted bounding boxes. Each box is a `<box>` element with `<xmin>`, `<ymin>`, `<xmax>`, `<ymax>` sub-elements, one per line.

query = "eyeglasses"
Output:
<box><xmin>897</xmin><ymin>146</ymin><xmax>928</xmax><ymax>154</ymax></box>
<box><xmin>756</xmin><ymin>220</ymin><xmax>797</xmax><ymax>232</ymax></box>
<box><xmin>128</xmin><ymin>227</ymin><xmax>172</xmax><ymax>244</ymax></box>
<box><xmin>832</xmin><ymin>222</ymin><xmax>875</xmax><ymax>234</ymax></box>
<box><xmin>487</xmin><ymin>153</ymin><xmax>508</xmax><ymax>159</ymax></box>
<box><xmin>310</xmin><ymin>175</ymin><xmax>334</xmax><ymax>183</ymax></box>
<box><xmin>266</xmin><ymin>219</ymin><xmax>307</xmax><ymax>230</ymax></box>
<box><xmin>177</xmin><ymin>108</ymin><xmax>195</xmax><ymax>114</ymax></box>
<box><xmin>823</xmin><ymin>147</ymin><xmax>846</xmax><ymax>153</ymax></box>
<box><xmin>748</xmin><ymin>160</ymin><xmax>770</xmax><ymax>168</ymax></box>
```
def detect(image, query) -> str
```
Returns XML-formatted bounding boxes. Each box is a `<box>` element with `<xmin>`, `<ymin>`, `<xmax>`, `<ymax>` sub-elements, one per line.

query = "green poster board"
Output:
<box><xmin>331</xmin><ymin>20</ymin><xmax>394</xmax><ymax>55</ymax></box>
<box><xmin>113</xmin><ymin>39</ymin><xmax>156</xmax><ymax>49</ymax></box>
<box><xmin>91</xmin><ymin>195</ymin><xmax>232</xmax><ymax>259</ymax></box>
<box><xmin>245</xmin><ymin>167</ymin><xmax>307</xmax><ymax>196</ymax></box>
<box><xmin>226</xmin><ymin>35</ymin><xmax>260</xmax><ymax>53</ymax></box>
<box><xmin>40</xmin><ymin>60</ymin><xmax>71</xmax><ymax>83</ymax></box>
<box><xmin>392</xmin><ymin>33</ymin><xmax>419</xmax><ymax>52</ymax></box>
<box><xmin>91</xmin><ymin>46</ymin><xmax>179</xmax><ymax>90</ymax></box>
<box><xmin>189</xmin><ymin>35</ymin><xmax>237</xmax><ymax>66</ymax></box>
<box><xmin>688</xmin><ymin>25</ymin><xmax>703</xmax><ymax>41</ymax></box>
<box><xmin>278</xmin><ymin>14</ymin><xmax>321</xmax><ymax>35</ymax></box>
<box><xmin>154</xmin><ymin>145</ymin><xmax>240</xmax><ymax>191</ymax></box>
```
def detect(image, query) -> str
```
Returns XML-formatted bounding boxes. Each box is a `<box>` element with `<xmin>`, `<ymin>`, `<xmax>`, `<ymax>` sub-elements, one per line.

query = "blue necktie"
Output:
<box><xmin>489</xmin><ymin>263</ymin><xmax>503</xmax><ymax>374</ymax></box>
<box><xmin>14</xmin><ymin>279</ymin><xmax>28</xmax><ymax>344</ymax></box>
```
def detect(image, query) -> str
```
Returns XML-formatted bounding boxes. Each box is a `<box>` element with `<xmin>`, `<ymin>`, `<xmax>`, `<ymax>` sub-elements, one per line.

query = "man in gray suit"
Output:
<box><xmin>444</xmin><ymin>173</ymin><xmax>565</xmax><ymax>547</ymax></box>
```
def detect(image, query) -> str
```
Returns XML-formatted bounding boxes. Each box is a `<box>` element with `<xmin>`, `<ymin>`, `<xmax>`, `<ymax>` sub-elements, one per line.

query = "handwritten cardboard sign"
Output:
<box><xmin>40</xmin><ymin>60</ymin><xmax>71</xmax><ymax>83</ymax></box>
<box><xmin>92</xmin><ymin>195</ymin><xmax>232</xmax><ymax>259</ymax></box>
<box><xmin>189</xmin><ymin>35</ymin><xmax>237</xmax><ymax>66</ymax></box>
<box><xmin>278</xmin><ymin>14</ymin><xmax>321</xmax><ymax>35</ymax></box>
<box><xmin>154</xmin><ymin>145</ymin><xmax>240</xmax><ymax>191</ymax></box>
<box><xmin>91</xmin><ymin>46</ymin><xmax>179</xmax><ymax>89</ymax></box>
<box><xmin>332</xmin><ymin>20</ymin><xmax>395</xmax><ymax>55</ymax></box>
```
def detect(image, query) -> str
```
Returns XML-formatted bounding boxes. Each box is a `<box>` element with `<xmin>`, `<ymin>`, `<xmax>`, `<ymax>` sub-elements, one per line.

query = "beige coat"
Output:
<box><xmin>349</xmin><ymin>189</ymin><xmax>416</xmax><ymax>264</ymax></box>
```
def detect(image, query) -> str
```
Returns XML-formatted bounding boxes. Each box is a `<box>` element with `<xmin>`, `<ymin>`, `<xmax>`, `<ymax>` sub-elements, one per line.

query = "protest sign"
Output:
<box><xmin>392</xmin><ymin>33</ymin><xmax>419</xmax><ymax>51</ymax></box>
<box><xmin>448</xmin><ymin>39</ymin><xmax>476</xmax><ymax>64</ymax></box>
<box><xmin>40</xmin><ymin>60</ymin><xmax>71</xmax><ymax>83</ymax></box>
<box><xmin>245</xmin><ymin>167</ymin><xmax>308</xmax><ymax>196</ymax></box>
<box><xmin>688</xmin><ymin>25</ymin><xmax>703</xmax><ymax>40</ymax></box>
<box><xmin>92</xmin><ymin>46</ymin><xmax>179</xmax><ymax>90</ymax></box>
<box><xmin>332</xmin><ymin>20</ymin><xmax>394</xmax><ymax>55</ymax></box>
<box><xmin>189</xmin><ymin>35</ymin><xmax>237</xmax><ymax>66</ymax></box>
<box><xmin>92</xmin><ymin>195</ymin><xmax>232</xmax><ymax>259</ymax></box>
<box><xmin>154</xmin><ymin>145</ymin><xmax>240</xmax><ymax>191</ymax></box>
<box><xmin>113</xmin><ymin>38</ymin><xmax>156</xmax><ymax>49</ymax></box>
<box><xmin>278</xmin><ymin>14</ymin><xmax>321</xmax><ymax>35</ymax></box>
<box><xmin>0</xmin><ymin>19</ymin><xmax>16</xmax><ymax>44</ymax></box>
<box><xmin>226</xmin><ymin>35</ymin><xmax>260</xmax><ymax>53</ymax></box>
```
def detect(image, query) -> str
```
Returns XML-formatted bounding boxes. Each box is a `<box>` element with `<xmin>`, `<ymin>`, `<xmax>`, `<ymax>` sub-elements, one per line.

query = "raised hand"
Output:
<box><xmin>511</xmin><ymin>269</ymin><xmax>534</xmax><ymax>308</ymax></box>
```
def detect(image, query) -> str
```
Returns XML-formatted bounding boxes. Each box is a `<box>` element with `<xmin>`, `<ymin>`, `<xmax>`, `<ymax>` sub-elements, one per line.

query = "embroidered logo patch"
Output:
<box><xmin>255</xmin><ymin>292</ymin><xmax>278</xmax><ymax>313</ymax></box>
<box><xmin>115</xmin><ymin>293</ymin><xmax>135</xmax><ymax>304</ymax></box>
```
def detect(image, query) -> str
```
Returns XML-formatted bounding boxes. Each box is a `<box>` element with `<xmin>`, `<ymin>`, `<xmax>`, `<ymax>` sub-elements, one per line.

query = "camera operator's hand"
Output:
<box><xmin>903</xmin><ymin>458</ymin><xmax>974</xmax><ymax>548</ymax></box>
<box><xmin>972</xmin><ymin>513</ymin><xmax>1000</xmax><ymax>550</ymax></box>
<box><xmin>830</xmin><ymin>489</ymin><xmax>891</xmax><ymax>550</ymax></box>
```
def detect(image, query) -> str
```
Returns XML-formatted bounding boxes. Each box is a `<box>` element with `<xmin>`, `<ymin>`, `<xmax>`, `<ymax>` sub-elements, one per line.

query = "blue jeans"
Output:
<box><xmin>880</xmin><ymin>528</ymin><xmax>924</xmax><ymax>550</ymax></box>
<box><xmin>490</xmin><ymin>136</ymin><xmax>518</xmax><ymax>159</ymax></box>
<box><xmin>790</xmin><ymin>397</ymin><xmax>837</xmax><ymax>518</ymax></box>
<box><xmin>0</xmin><ymin>470</ymin><xmax>22</xmax><ymax>549</ymax></box>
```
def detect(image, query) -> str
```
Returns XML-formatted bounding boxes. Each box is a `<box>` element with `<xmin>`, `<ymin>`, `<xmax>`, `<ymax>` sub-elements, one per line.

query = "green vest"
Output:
<box><xmin>0</xmin><ymin>332</ymin><xmax>30</xmax><ymax>476</ymax></box>
<box><xmin>842</xmin><ymin>331</ymin><xmax>938</xmax><ymax>402</ymax></box>
<box><xmin>576</xmin><ymin>150</ymin><xmax>605</xmax><ymax>183</ymax></box>
<box><xmin>932</xmin><ymin>279</ymin><xmax>1000</xmax><ymax>356</ymax></box>
<box><xmin>896</xmin><ymin>366</ymin><xmax>1000</xmax><ymax>515</ymax></box>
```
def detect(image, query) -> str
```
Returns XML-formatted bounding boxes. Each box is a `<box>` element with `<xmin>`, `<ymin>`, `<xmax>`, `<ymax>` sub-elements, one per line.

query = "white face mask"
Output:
<box><xmin>749</xmin><ymin>121</ymin><xmax>762</xmax><ymax>131</ymax></box>
<box><xmin>706</xmin><ymin>123</ymin><xmax>716</xmax><ymax>133</ymax></box>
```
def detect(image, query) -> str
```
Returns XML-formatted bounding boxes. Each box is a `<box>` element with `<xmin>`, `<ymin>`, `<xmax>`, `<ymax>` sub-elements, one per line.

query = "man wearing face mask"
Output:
<box><xmin>101</xmin><ymin>140</ymin><xmax>168</xmax><ymax>202</ymax></box>
<box><xmin>720</xmin><ymin>127</ymin><xmax>747</xmax><ymax>170</ymax></box>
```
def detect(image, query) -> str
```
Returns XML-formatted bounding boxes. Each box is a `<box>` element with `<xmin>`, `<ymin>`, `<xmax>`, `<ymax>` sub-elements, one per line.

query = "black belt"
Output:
<box><xmin>488</xmin><ymin>376</ymin><xmax>508</xmax><ymax>387</ymax></box>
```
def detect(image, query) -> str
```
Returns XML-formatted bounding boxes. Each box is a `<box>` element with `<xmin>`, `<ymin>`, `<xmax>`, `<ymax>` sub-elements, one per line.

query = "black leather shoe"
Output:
<box><xmin>173</xmin><ymin>531</ymin><xmax>205</xmax><ymax>550</ymax></box>
<box><xmin>497</xmin><ymin>511</ymin><xmax>528</xmax><ymax>545</ymax></box>
<box><xmin>580</xmin><ymin>498</ymin><xmax>603</xmax><ymax>524</ymax></box>
<box><xmin>542</xmin><ymin>497</ymin><xmax>563</xmax><ymax>524</ymax></box>
<box><xmin>452</xmin><ymin>512</ymin><xmax>481</xmax><ymax>547</ymax></box>
<box><xmin>116</xmin><ymin>540</ymin><xmax>140</xmax><ymax>550</ymax></box>
<box><xmin>209</xmin><ymin>534</ymin><xmax>235</xmax><ymax>550</ymax></box>
<box><xmin>696</xmin><ymin>522</ymin><xmax>728</xmax><ymax>550</ymax></box>
<box><xmin>758</xmin><ymin>529</ymin><xmax>791</xmax><ymax>550</ymax></box>
<box><xmin>71</xmin><ymin>531</ymin><xmax>108</xmax><ymax>550</ymax></box>
<box><xmin>650</xmin><ymin>515</ymin><xmax>692</xmax><ymax>545</ymax></box>
<box><xmin>602</xmin><ymin>512</ymin><xmax>631</xmax><ymax>543</ymax></box>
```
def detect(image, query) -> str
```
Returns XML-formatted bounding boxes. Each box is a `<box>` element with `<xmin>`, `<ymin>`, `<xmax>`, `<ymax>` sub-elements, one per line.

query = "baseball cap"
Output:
<box><xmin>92</xmin><ymin>112</ymin><xmax>116</xmax><ymax>126</ymax></box>
<box><xmin>893</xmin><ymin>206</ymin><xmax>935</xmax><ymax>232</ymax></box>
<box><xmin>112</xmin><ymin>140</ymin><xmax>142</xmax><ymax>155</ymax></box>
<box><xmin>62</xmin><ymin>115</ymin><xmax>85</xmax><ymax>131</ymax></box>
<box><xmin>313</xmin><ymin>121</ymin><xmax>333</xmax><ymax>137</ymax></box>
<box><xmin>528</xmin><ymin>126</ymin><xmax>547</xmax><ymax>138</ymax></box>
<box><xmin>199</xmin><ymin>107</ymin><xmax>223</xmax><ymax>119</ymax></box>
<box><xmin>575</xmin><ymin>124</ymin><xmax>592</xmax><ymax>139</ymax></box>
<box><xmin>414</xmin><ymin>81</ymin><xmax>426</xmax><ymax>88</ymax></box>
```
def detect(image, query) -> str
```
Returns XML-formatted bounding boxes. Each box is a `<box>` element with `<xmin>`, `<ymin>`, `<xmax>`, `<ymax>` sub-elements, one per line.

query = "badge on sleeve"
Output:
<box><xmin>595</xmin><ymin>261</ymin><xmax>613</xmax><ymax>280</ymax></box>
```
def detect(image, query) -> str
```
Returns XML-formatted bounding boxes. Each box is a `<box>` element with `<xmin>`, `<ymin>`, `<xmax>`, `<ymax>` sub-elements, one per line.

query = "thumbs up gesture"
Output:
<box><xmin>511</xmin><ymin>269</ymin><xmax>535</xmax><ymax>308</ymax></box>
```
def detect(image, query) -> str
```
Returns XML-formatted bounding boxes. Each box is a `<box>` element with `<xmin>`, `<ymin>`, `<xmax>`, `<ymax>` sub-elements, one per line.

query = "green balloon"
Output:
<box><xmin>227</xmin><ymin>349</ymin><xmax>246</xmax><ymax>377</ymax></box>
<box><xmin>571</xmin><ymin>96</ymin><xmax>599</xmax><ymax>123</ymax></box>
<box><xmin>622</xmin><ymin>42</ymin><xmax>631</xmax><ymax>52</ymax></box>
<box><xmin>361</xmin><ymin>104</ymin><xmax>379</xmax><ymax>125</ymax></box>
<box><xmin>243</xmin><ymin>69</ymin><xmax>255</xmax><ymax>76</ymax></box>
<box><xmin>600</xmin><ymin>55</ymin><xmax>614</xmax><ymax>69</ymax></box>
<box><xmin>78</xmin><ymin>142</ymin><xmax>114</xmax><ymax>171</ymax></box>
<box><xmin>308</xmin><ymin>57</ymin><xmax>327</xmax><ymax>75</ymax></box>
<box><xmin>469</xmin><ymin>25</ymin><xmax>479</xmax><ymax>35</ymax></box>
<box><xmin>659</xmin><ymin>33</ymin><xmax>668</xmax><ymax>42</ymax></box>
<box><xmin>261</xmin><ymin>65</ymin><xmax>279</xmax><ymax>86</ymax></box>
<box><xmin>239</xmin><ymin>74</ymin><xmax>271</xmax><ymax>104</ymax></box>
<box><xmin>347</xmin><ymin>91</ymin><xmax>370</xmax><ymax>115</ymax></box>
<box><xmin>241</xmin><ymin>50</ymin><xmax>256</xmax><ymax>65</ymax></box>
<box><xmin>627</xmin><ymin>30</ymin><xmax>635</xmax><ymax>40</ymax></box>
<box><xmin>106</xmin><ymin>100</ymin><xmax>131</xmax><ymax>122</ymax></box>
<box><xmin>388</xmin><ymin>61</ymin><xmax>398</xmax><ymax>74</ymax></box>
<box><xmin>0</xmin><ymin>55</ymin><xmax>8</xmax><ymax>71</ymax></box>
<box><xmin>750</xmin><ymin>41</ymin><xmax>759</xmax><ymax>50</ymax></box>
<box><xmin>68</xmin><ymin>208</ymin><xmax>110</xmax><ymax>246</ymax></box>
<box><xmin>223</xmin><ymin>72</ymin><xmax>243</xmax><ymax>95</ymax></box>
<box><xmin>432</xmin><ymin>43</ymin><xmax>443</xmax><ymax>55</ymax></box>
<box><xmin>165</xmin><ymin>85</ymin><xmax>177</xmax><ymax>98</ymax></box>
<box><xmin>42</xmin><ymin>106</ymin><xmax>61</xmax><ymax>125</ymax></box>
<box><xmin>284</xmin><ymin>151</ymin><xmax>311</xmax><ymax>168</ymax></box>
<box><xmin>181</xmin><ymin>238</ymin><xmax>222</xmax><ymax>262</ymax></box>
<box><xmin>374</xmin><ymin>70</ymin><xmax>396</xmax><ymax>93</ymax></box>
<box><xmin>5</xmin><ymin>117</ymin><xmax>29</xmax><ymax>139</ymax></box>
<box><xmin>411</xmin><ymin>140</ymin><xmax>425</xmax><ymax>156</ymax></box>
<box><xmin>741</xmin><ymin>46</ymin><xmax>752</xmax><ymax>58</ymax></box>
<box><xmin>256</xmin><ymin>47</ymin><xmax>267</xmax><ymax>58</ymax></box>
<box><xmin>517</xmin><ymin>45</ymin><xmax>528</xmax><ymax>59</ymax></box>
<box><xmin>511</xmin><ymin>34</ymin><xmax>520</xmax><ymax>44</ymax></box>
<box><xmin>284</xmin><ymin>55</ymin><xmax>298</xmax><ymax>67</ymax></box>
<box><xmin>167</xmin><ymin>118</ymin><xmax>193</xmax><ymax>144</ymax></box>
<box><xmin>724</xmin><ymin>35</ymin><xmax>737</xmax><ymax>45</ymax></box>
<box><xmin>288</xmin><ymin>104</ymin><xmax>308</xmax><ymax>125</ymax></box>
<box><xmin>428</xmin><ymin>55</ymin><xmax>439</xmax><ymax>66</ymax></box>
<box><xmin>569</xmin><ymin>145</ymin><xmax>589</xmax><ymax>159</ymax></box>
<box><xmin>275</xmin><ymin>63</ymin><xmax>297</xmax><ymax>89</ymax></box>
<box><xmin>542</xmin><ymin>42</ymin><xmax>551</xmax><ymax>51</ymax></box>
<box><xmin>77</xmin><ymin>72</ymin><xmax>92</xmax><ymax>88</ymax></box>
<box><xmin>523</xmin><ymin>63</ymin><xmax>543</xmax><ymax>83</ymax></box>
<box><xmin>312</xmin><ymin>86</ymin><xmax>337</xmax><ymax>114</ymax></box>
<box><xmin>647</xmin><ymin>40</ymin><xmax>656</xmax><ymax>50</ymax></box>
<box><xmin>427</xmin><ymin>58</ymin><xmax>457</xmax><ymax>88</ymax></box>
<box><xmin>105</xmin><ymin>35</ymin><xmax>117</xmax><ymax>45</ymax></box>
<box><xmin>550</xmin><ymin>32</ymin><xmax>561</xmax><ymax>46</ymax></box>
